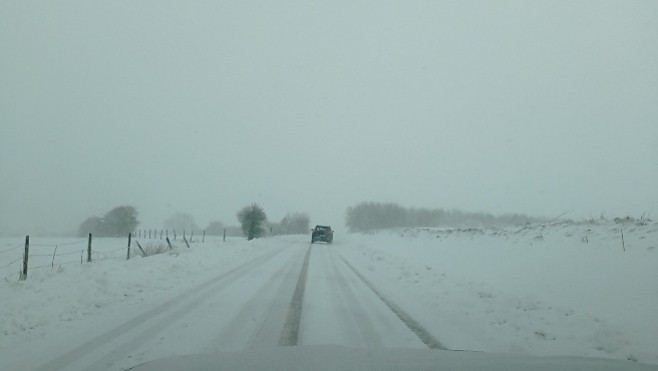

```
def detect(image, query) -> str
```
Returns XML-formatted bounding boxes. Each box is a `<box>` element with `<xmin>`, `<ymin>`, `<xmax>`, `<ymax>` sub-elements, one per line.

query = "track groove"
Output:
<box><xmin>278</xmin><ymin>245</ymin><xmax>312</xmax><ymax>346</ymax></box>
<box><xmin>207</xmin><ymin>246</ymin><xmax>307</xmax><ymax>351</ymax></box>
<box><xmin>336</xmin><ymin>252</ymin><xmax>448</xmax><ymax>350</ymax></box>
<box><xmin>327</xmin><ymin>248</ymin><xmax>384</xmax><ymax>347</ymax></box>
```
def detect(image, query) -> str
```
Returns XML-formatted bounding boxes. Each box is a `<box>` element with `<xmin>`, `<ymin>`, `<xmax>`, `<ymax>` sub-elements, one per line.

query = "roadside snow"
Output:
<box><xmin>335</xmin><ymin>220</ymin><xmax>658</xmax><ymax>364</ymax></box>
<box><xmin>0</xmin><ymin>237</ymin><xmax>270</xmax><ymax>368</ymax></box>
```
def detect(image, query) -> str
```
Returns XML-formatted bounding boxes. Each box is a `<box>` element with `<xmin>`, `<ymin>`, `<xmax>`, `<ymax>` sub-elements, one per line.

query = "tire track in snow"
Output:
<box><xmin>206</xmin><ymin>245</ymin><xmax>307</xmax><ymax>350</ymax></box>
<box><xmin>337</xmin><ymin>253</ymin><xmax>448</xmax><ymax>350</ymax></box>
<box><xmin>32</xmin><ymin>247</ymin><xmax>288</xmax><ymax>371</ymax></box>
<box><xmin>326</xmin><ymin>247</ymin><xmax>384</xmax><ymax>347</ymax></box>
<box><xmin>245</xmin><ymin>246</ymin><xmax>308</xmax><ymax>349</ymax></box>
<box><xmin>278</xmin><ymin>245</ymin><xmax>312</xmax><ymax>346</ymax></box>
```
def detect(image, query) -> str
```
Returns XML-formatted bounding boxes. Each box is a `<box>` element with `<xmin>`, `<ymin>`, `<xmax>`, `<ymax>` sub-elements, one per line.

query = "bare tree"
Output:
<box><xmin>280</xmin><ymin>212</ymin><xmax>310</xmax><ymax>234</ymax></box>
<box><xmin>163</xmin><ymin>212</ymin><xmax>199</xmax><ymax>233</ymax></box>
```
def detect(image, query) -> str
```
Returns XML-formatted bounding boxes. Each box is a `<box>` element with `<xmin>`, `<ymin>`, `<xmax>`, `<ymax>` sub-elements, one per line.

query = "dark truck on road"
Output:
<box><xmin>311</xmin><ymin>225</ymin><xmax>333</xmax><ymax>244</ymax></box>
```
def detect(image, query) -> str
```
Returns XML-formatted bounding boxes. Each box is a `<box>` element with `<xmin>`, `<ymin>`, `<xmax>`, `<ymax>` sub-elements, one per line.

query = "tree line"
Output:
<box><xmin>78</xmin><ymin>204</ymin><xmax>309</xmax><ymax>241</ymax></box>
<box><xmin>237</xmin><ymin>205</ymin><xmax>310</xmax><ymax>240</ymax></box>
<box><xmin>78</xmin><ymin>205</ymin><xmax>139</xmax><ymax>237</ymax></box>
<box><xmin>345</xmin><ymin>202</ymin><xmax>545</xmax><ymax>232</ymax></box>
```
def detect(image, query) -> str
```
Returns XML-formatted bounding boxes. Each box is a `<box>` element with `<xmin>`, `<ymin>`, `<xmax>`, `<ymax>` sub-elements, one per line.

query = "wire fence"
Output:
<box><xmin>0</xmin><ymin>235</ymin><xmax>150</xmax><ymax>281</ymax></box>
<box><xmin>2</xmin><ymin>237</ymin><xmax>80</xmax><ymax>280</ymax></box>
<box><xmin>0</xmin><ymin>243</ymin><xmax>24</xmax><ymax>255</ymax></box>
<box><xmin>0</xmin><ymin>231</ymin><xmax>218</xmax><ymax>282</ymax></box>
<box><xmin>0</xmin><ymin>240</ymin><xmax>27</xmax><ymax>280</ymax></box>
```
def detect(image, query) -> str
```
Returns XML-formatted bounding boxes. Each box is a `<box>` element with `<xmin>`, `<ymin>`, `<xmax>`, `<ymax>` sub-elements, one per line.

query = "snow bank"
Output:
<box><xmin>0</xmin><ymin>237</ymin><xmax>263</xmax><ymax>350</ymax></box>
<box><xmin>335</xmin><ymin>220</ymin><xmax>658</xmax><ymax>364</ymax></box>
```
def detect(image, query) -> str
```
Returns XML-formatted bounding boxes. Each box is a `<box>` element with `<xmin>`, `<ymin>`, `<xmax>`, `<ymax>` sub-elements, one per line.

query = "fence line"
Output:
<box><xmin>29</xmin><ymin>239</ymin><xmax>86</xmax><ymax>247</ymax></box>
<box><xmin>0</xmin><ymin>256</ymin><xmax>23</xmax><ymax>270</ymax></box>
<box><xmin>94</xmin><ymin>247</ymin><xmax>125</xmax><ymax>254</ymax></box>
<box><xmin>50</xmin><ymin>250</ymin><xmax>83</xmax><ymax>257</ymax></box>
<box><xmin>2</xmin><ymin>232</ymin><xmax>212</xmax><ymax>281</ymax></box>
<box><xmin>30</xmin><ymin>259</ymin><xmax>85</xmax><ymax>270</ymax></box>
<box><xmin>29</xmin><ymin>253</ymin><xmax>57</xmax><ymax>258</ymax></box>
<box><xmin>133</xmin><ymin>229</ymin><xmax>209</xmax><ymax>242</ymax></box>
<box><xmin>0</xmin><ymin>244</ymin><xmax>24</xmax><ymax>254</ymax></box>
<box><xmin>91</xmin><ymin>247</ymin><xmax>126</xmax><ymax>260</ymax></box>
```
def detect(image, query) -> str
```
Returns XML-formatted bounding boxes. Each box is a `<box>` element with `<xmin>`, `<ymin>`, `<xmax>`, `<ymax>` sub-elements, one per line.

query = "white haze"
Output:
<box><xmin>1</xmin><ymin>0</ymin><xmax>657</xmax><ymax>235</ymax></box>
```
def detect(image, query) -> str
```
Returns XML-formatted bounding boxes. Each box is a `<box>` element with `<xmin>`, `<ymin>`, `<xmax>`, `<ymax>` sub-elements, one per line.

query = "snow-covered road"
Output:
<box><xmin>27</xmin><ymin>244</ymin><xmax>290</xmax><ymax>370</ymax></box>
<box><xmin>300</xmin><ymin>245</ymin><xmax>431</xmax><ymax>349</ymax></box>
<box><xmin>3</xmin><ymin>239</ymin><xmax>444</xmax><ymax>371</ymax></box>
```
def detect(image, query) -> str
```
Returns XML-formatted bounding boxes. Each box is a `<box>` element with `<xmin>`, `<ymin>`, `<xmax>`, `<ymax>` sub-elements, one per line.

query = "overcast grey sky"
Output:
<box><xmin>1</xmin><ymin>1</ymin><xmax>657</xmax><ymax>235</ymax></box>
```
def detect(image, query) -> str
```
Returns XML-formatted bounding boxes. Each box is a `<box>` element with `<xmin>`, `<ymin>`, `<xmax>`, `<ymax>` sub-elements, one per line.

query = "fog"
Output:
<box><xmin>1</xmin><ymin>1</ymin><xmax>657</xmax><ymax>236</ymax></box>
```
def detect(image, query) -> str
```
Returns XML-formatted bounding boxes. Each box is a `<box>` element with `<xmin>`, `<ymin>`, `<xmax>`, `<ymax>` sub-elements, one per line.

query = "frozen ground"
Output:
<box><xmin>0</xmin><ymin>219</ymin><xmax>657</xmax><ymax>370</ymax></box>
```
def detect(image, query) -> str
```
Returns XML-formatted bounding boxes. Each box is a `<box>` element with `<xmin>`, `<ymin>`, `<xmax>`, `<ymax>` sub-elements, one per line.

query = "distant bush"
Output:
<box><xmin>614</xmin><ymin>214</ymin><xmax>652</xmax><ymax>226</ymax></box>
<box><xmin>137</xmin><ymin>242</ymin><xmax>171</xmax><ymax>257</ymax></box>
<box><xmin>279</xmin><ymin>213</ymin><xmax>310</xmax><ymax>234</ymax></box>
<box><xmin>223</xmin><ymin>225</ymin><xmax>244</xmax><ymax>237</ymax></box>
<box><xmin>78</xmin><ymin>205</ymin><xmax>139</xmax><ymax>237</ymax></box>
<box><xmin>237</xmin><ymin>203</ymin><xmax>268</xmax><ymax>240</ymax></box>
<box><xmin>163</xmin><ymin>212</ymin><xmax>200</xmax><ymax>234</ymax></box>
<box><xmin>205</xmin><ymin>221</ymin><xmax>224</xmax><ymax>235</ymax></box>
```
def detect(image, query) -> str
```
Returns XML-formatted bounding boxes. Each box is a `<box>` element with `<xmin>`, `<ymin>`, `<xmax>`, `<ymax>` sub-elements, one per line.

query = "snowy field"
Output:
<box><xmin>0</xmin><ymin>220</ymin><xmax>657</xmax><ymax>370</ymax></box>
<box><xmin>338</xmin><ymin>220</ymin><xmax>658</xmax><ymax>363</ymax></box>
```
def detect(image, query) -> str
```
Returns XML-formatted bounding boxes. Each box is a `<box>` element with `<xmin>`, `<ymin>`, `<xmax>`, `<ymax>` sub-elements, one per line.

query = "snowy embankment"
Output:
<box><xmin>0</xmin><ymin>237</ymin><xmax>265</xmax><ymax>362</ymax></box>
<box><xmin>336</xmin><ymin>219</ymin><xmax>658</xmax><ymax>364</ymax></box>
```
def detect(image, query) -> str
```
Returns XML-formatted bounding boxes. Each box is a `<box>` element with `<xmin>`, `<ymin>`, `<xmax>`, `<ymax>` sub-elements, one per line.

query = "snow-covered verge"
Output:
<box><xmin>335</xmin><ymin>219</ymin><xmax>658</xmax><ymax>365</ymax></box>
<box><xmin>0</xmin><ymin>237</ymin><xmax>265</xmax><ymax>355</ymax></box>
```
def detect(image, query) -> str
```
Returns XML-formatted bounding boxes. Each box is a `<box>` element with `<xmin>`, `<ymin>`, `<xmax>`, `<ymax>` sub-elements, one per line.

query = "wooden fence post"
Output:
<box><xmin>136</xmin><ymin>241</ymin><xmax>146</xmax><ymax>256</ymax></box>
<box><xmin>621</xmin><ymin>229</ymin><xmax>626</xmax><ymax>252</ymax></box>
<box><xmin>223</xmin><ymin>228</ymin><xmax>226</xmax><ymax>242</ymax></box>
<box><xmin>190</xmin><ymin>230</ymin><xmax>194</xmax><ymax>243</ymax></box>
<box><xmin>20</xmin><ymin>235</ymin><xmax>29</xmax><ymax>281</ymax></box>
<box><xmin>183</xmin><ymin>236</ymin><xmax>190</xmax><ymax>248</ymax></box>
<box><xmin>52</xmin><ymin>245</ymin><xmax>58</xmax><ymax>269</ymax></box>
<box><xmin>202</xmin><ymin>230</ymin><xmax>205</xmax><ymax>243</ymax></box>
<box><xmin>87</xmin><ymin>233</ymin><xmax>92</xmax><ymax>263</ymax></box>
<box><xmin>127</xmin><ymin>233</ymin><xmax>132</xmax><ymax>260</ymax></box>
<box><xmin>166</xmin><ymin>237</ymin><xmax>173</xmax><ymax>250</ymax></box>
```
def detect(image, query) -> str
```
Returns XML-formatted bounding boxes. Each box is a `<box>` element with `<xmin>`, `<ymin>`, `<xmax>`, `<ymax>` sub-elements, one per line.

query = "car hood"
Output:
<box><xmin>126</xmin><ymin>345</ymin><xmax>657</xmax><ymax>371</ymax></box>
